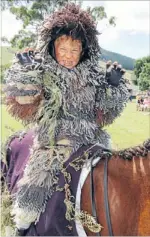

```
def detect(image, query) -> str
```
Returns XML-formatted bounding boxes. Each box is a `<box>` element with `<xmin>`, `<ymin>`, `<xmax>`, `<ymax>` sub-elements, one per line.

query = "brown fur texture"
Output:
<box><xmin>6</xmin><ymin>95</ymin><xmax>43</xmax><ymax>123</ymax></box>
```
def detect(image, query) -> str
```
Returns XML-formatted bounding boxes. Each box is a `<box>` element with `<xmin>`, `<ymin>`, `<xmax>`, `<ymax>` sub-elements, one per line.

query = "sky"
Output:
<box><xmin>1</xmin><ymin>0</ymin><xmax>150</xmax><ymax>59</ymax></box>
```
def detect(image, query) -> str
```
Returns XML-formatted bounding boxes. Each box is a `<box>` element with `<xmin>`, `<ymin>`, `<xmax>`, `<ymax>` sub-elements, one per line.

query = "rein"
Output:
<box><xmin>90</xmin><ymin>147</ymin><xmax>113</xmax><ymax>236</ymax></box>
<box><xmin>104</xmin><ymin>156</ymin><xmax>113</xmax><ymax>236</ymax></box>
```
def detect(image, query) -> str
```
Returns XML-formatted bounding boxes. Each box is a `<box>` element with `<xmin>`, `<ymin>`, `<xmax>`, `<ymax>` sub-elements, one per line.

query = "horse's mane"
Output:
<box><xmin>113</xmin><ymin>139</ymin><xmax>150</xmax><ymax>160</ymax></box>
<box><xmin>87</xmin><ymin>139</ymin><xmax>150</xmax><ymax>162</ymax></box>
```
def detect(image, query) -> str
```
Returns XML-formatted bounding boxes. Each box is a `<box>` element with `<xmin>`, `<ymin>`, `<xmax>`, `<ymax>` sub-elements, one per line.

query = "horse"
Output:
<box><xmin>81</xmin><ymin>139</ymin><xmax>150</xmax><ymax>236</ymax></box>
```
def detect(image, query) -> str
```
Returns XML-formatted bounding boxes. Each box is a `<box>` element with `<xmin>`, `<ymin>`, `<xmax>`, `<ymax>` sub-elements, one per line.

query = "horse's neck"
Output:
<box><xmin>112</xmin><ymin>155</ymin><xmax>150</xmax><ymax>179</ymax></box>
<box><xmin>110</xmin><ymin>156</ymin><xmax>150</xmax><ymax>236</ymax></box>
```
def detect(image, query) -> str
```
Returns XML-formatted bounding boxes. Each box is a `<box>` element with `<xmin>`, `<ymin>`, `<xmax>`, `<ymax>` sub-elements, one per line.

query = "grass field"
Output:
<box><xmin>1</xmin><ymin>101</ymin><xmax>149</xmax><ymax>149</ymax></box>
<box><xmin>0</xmin><ymin>47</ymin><xmax>17</xmax><ymax>65</ymax></box>
<box><xmin>1</xmin><ymin>105</ymin><xmax>24</xmax><ymax>144</ymax></box>
<box><xmin>106</xmin><ymin>101</ymin><xmax>150</xmax><ymax>149</ymax></box>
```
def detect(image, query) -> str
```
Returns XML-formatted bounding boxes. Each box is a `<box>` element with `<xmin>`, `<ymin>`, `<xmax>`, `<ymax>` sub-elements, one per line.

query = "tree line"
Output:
<box><xmin>133</xmin><ymin>56</ymin><xmax>150</xmax><ymax>91</ymax></box>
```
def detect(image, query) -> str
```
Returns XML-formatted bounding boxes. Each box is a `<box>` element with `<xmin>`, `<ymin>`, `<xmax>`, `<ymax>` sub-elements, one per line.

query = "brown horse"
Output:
<box><xmin>81</xmin><ymin>140</ymin><xmax>150</xmax><ymax>236</ymax></box>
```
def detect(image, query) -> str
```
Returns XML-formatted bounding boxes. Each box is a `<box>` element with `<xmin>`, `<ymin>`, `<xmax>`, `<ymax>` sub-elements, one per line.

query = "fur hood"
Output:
<box><xmin>37</xmin><ymin>3</ymin><xmax>100</xmax><ymax>63</ymax></box>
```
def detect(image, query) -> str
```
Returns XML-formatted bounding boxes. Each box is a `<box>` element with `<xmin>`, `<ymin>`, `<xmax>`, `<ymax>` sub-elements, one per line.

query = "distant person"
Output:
<box><xmin>129</xmin><ymin>95</ymin><xmax>132</xmax><ymax>102</ymax></box>
<box><xmin>140</xmin><ymin>97</ymin><xmax>144</xmax><ymax>105</ymax></box>
<box><xmin>143</xmin><ymin>96</ymin><xmax>150</xmax><ymax>112</ymax></box>
<box><xmin>147</xmin><ymin>91</ymin><xmax>150</xmax><ymax>96</ymax></box>
<box><xmin>136</xmin><ymin>95</ymin><xmax>141</xmax><ymax>111</ymax></box>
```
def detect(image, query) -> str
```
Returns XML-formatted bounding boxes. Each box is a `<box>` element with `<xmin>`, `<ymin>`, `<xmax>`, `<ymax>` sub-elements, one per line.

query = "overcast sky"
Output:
<box><xmin>1</xmin><ymin>0</ymin><xmax>150</xmax><ymax>59</ymax></box>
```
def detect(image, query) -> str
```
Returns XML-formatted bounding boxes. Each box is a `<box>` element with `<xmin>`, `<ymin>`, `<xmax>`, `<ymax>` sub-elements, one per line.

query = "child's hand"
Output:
<box><xmin>10</xmin><ymin>48</ymin><xmax>44</xmax><ymax>105</ymax></box>
<box><xmin>105</xmin><ymin>61</ymin><xmax>126</xmax><ymax>87</ymax></box>
<box><xmin>15</xmin><ymin>48</ymin><xmax>43</xmax><ymax>70</ymax></box>
<box><xmin>15</xmin><ymin>48</ymin><xmax>34</xmax><ymax>65</ymax></box>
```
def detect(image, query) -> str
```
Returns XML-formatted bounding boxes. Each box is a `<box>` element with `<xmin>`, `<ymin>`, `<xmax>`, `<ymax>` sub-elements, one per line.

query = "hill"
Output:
<box><xmin>100</xmin><ymin>48</ymin><xmax>135</xmax><ymax>70</ymax></box>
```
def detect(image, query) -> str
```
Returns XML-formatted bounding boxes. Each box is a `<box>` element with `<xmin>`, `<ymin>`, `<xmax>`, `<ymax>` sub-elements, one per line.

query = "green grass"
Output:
<box><xmin>1</xmin><ymin>105</ymin><xmax>24</xmax><ymax>144</ymax></box>
<box><xmin>106</xmin><ymin>101</ymin><xmax>150</xmax><ymax>149</ymax></box>
<box><xmin>0</xmin><ymin>47</ymin><xmax>16</xmax><ymax>66</ymax></box>
<box><xmin>1</xmin><ymin>101</ymin><xmax>149</xmax><ymax>149</ymax></box>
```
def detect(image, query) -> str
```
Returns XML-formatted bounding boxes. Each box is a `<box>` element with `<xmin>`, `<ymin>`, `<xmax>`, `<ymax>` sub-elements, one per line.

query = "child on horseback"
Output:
<box><xmin>2</xmin><ymin>3</ymin><xmax>129</xmax><ymax>236</ymax></box>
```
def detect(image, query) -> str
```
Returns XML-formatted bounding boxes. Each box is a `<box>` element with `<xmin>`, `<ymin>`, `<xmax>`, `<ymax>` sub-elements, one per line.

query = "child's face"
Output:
<box><xmin>54</xmin><ymin>35</ymin><xmax>82</xmax><ymax>69</ymax></box>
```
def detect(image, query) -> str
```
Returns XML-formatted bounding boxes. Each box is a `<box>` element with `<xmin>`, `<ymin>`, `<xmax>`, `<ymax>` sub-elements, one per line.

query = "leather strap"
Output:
<box><xmin>90</xmin><ymin>148</ymin><xmax>113</xmax><ymax>236</ymax></box>
<box><xmin>90</xmin><ymin>155</ymin><xmax>101</xmax><ymax>236</ymax></box>
<box><xmin>104</xmin><ymin>156</ymin><xmax>113</xmax><ymax>236</ymax></box>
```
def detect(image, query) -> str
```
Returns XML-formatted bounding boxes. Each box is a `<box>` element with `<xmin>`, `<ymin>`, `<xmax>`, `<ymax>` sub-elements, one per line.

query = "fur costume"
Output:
<box><xmin>4</xmin><ymin>3</ymin><xmax>129</xmax><ymax>233</ymax></box>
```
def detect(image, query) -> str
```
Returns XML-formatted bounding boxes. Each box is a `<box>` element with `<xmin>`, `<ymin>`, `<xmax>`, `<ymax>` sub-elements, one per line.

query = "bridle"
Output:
<box><xmin>90</xmin><ymin>147</ymin><xmax>113</xmax><ymax>236</ymax></box>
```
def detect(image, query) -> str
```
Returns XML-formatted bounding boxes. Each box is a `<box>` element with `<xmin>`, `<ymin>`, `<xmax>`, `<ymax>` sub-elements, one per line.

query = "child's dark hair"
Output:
<box><xmin>48</xmin><ymin>23</ymin><xmax>89</xmax><ymax>61</ymax></box>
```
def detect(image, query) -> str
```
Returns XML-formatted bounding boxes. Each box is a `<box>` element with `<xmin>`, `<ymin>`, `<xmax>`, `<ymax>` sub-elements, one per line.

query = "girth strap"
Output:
<box><xmin>90</xmin><ymin>156</ymin><xmax>101</xmax><ymax>236</ymax></box>
<box><xmin>104</xmin><ymin>156</ymin><xmax>113</xmax><ymax>236</ymax></box>
<box><xmin>90</xmin><ymin>150</ymin><xmax>113</xmax><ymax>236</ymax></box>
